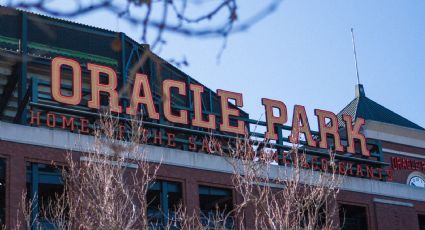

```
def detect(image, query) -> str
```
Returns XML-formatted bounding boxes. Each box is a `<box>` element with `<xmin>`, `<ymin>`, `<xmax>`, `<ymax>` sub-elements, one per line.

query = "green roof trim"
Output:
<box><xmin>28</xmin><ymin>42</ymin><xmax>118</xmax><ymax>66</ymax></box>
<box><xmin>0</xmin><ymin>34</ymin><xmax>117</xmax><ymax>66</ymax></box>
<box><xmin>0</xmin><ymin>35</ymin><xmax>19</xmax><ymax>46</ymax></box>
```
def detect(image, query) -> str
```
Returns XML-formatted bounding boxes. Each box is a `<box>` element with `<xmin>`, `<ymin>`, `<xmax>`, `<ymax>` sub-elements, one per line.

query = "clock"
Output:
<box><xmin>409</xmin><ymin>176</ymin><xmax>425</xmax><ymax>188</ymax></box>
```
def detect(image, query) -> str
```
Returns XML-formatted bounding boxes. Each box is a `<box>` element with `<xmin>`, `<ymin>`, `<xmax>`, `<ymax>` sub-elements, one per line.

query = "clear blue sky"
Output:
<box><xmin>11</xmin><ymin>0</ymin><xmax>425</xmax><ymax>130</ymax></box>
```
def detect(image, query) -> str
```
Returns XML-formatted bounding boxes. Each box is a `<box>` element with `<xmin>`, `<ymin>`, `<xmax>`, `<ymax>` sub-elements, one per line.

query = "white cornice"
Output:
<box><xmin>373</xmin><ymin>198</ymin><xmax>414</xmax><ymax>207</ymax></box>
<box><xmin>382</xmin><ymin>148</ymin><xmax>425</xmax><ymax>160</ymax></box>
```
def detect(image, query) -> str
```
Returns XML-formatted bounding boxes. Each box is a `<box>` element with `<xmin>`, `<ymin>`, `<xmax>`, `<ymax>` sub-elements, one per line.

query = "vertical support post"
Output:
<box><xmin>156</xmin><ymin>68</ymin><xmax>164</xmax><ymax>123</ymax></box>
<box><xmin>31</xmin><ymin>77</ymin><xmax>38</xmax><ymax>104</ymax></box>
<box><xmin>119</xmin><ymin>33</ymin><xmax>128</xmax><ymax>109</ymax></box>
<box><xmin>148</xmin><ymin>49</ymin><xmax>161</xmax><ymax>122</ymax></box>
<box><xmin>277</xmin><ymin>126</ymin><xmax>284</xmax><ymax>162</ymax></box>
<box><xmin>161</xmin><ymin>181</ymin><xmax>169</xmax><ymax>225</ymax></box>
<box><xmin>187</xmin><ymin>76</ymin><xmax>192</xmax><ymax>109</ymax></box>
<box><xmin>18</xmin><ymin>12</ymin><xmax>28</xmax><ymax>124</ymax></box>
<box><xmin>377</xmin><ymin>141</ymin><xmax>384</xmax><ymax>164</ymax></box>
<box><xmin>186</xmin><ymin>76</ymin><xmax>193</xmax><ymax>108</ymax></box>
<box><xmin>209</xmin><ymin>90</ymin><xmax>213</xmax><ymax>112</ymax></box>
<box><xmin>276</xmin><ymin>126</ymin><xmax>283</xmax><ymax>146</ymax></box>
<box><xmin>150</xmin><ymin>49</ymin><xmax>165</xmax><ymax>145</ymax></box>
<box><xmin>30</xmin><ymin>77</ymin><xmax>38</xmax><ymax>126</ymax></box>
<box><xmin>120</xmin><ymin>32</ymin><xmax>127</xmax><ymax>84</ymax></box>
<box><xmin>31</xmin><ymin>163</ymin><xmax>39</xmax><ymax>230</ymax></box>
<box><xmin>186</xmin><ymin>76</ymin><xmax>193</xmax><ymax>125</ymax></box>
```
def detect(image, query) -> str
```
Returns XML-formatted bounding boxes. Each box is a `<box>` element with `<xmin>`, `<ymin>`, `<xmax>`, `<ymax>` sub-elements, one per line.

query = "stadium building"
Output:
<box><xmin>0</xmin><ymin>7</ymin><xmax>424</xmax><ymax>230</ymax></box>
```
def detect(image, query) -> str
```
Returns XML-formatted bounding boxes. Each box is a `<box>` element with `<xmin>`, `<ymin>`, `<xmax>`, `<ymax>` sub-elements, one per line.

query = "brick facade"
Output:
<box><xmin>1</xmin><ymin>135</ymin><xmax>425</xmax><ymax>229</ymax></box>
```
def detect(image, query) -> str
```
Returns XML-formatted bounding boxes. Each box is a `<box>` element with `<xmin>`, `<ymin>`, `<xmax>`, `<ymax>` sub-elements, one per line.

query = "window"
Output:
<box><xmin>0</xmin><ymin>159</ymin><xmax>5</xmax><ymax>226</ymax></box>
<box><xmin>339</xmin><ymin>204</ymin><xmax>368</xmax><ymax>230</ymax></box>
<box><xmin>301</xmin><ymin>205</ymin><xmax>328</xmax><ymax>228</ymax></box>
<box><xmin>419</xmin><ymin>214</ymin><xmax>425</xmax><ymax>230</ymax></box>
<box><xmin>26</xmin><ymin>162</ymin><xmax>63</xmax><ymax>229</ymax></box>
<box><xmin>199</xmin><ymin>185</ymin><xmax>233</xmax><ymax>229</ymax></box>
<box><xmin>147</xmin><ymin>180</ymin><xmax>182</xmax><ymax>229</ymax></box>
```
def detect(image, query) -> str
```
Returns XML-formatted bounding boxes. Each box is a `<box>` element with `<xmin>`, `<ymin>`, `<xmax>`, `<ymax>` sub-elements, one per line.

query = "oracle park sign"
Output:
<box><xmin>23</xmin><ymin>56</ymin><xmax>391</xmax><ymax>181</ymax></box>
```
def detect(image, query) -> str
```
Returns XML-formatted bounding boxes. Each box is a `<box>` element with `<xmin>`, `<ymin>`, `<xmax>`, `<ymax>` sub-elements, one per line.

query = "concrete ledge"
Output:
<box><xmin>383</xmin><ymin>148</ymin><xmax>425</xmax><ymax>160</ymax></box>
<box><xmin>373</xmin><ymin>198</ymin><xmax>414</xmax><ymax>207</ymax></box>
<box><xmin>2</xmin><ymin>121</ymin><xmax>425</xmax><ymax>202</ymax></box>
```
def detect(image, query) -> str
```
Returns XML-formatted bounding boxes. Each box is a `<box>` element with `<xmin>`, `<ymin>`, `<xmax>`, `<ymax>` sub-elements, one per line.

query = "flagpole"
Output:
<box><xmin>351</xmin><ymin>28</ymin><xmax>361</xmax><ymax>85</ymax></box>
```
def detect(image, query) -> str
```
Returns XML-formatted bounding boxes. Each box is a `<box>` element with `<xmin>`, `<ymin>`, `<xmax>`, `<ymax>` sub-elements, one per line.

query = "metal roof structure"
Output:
<box><xmin>0</xmin><ymin>6</ymin><xmax>250</xmax><ymax>125</ymax></box>
<box><xmin>337</xmin><ymin>84</ymin><xmax>424</xmax><ymax>131</ymax></box>
<box><xmin>0</xmin><ymin>6</ymin><xmax>388</xmax><ymax>170</ymax></box>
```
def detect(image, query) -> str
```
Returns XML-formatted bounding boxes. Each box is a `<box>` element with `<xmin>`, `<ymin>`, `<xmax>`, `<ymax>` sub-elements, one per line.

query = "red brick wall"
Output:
<box><xmin>0</xmin><ymin>140</ymin><xmax>69</xmax><ymax>228</ymax></box>
<box><xmin>382</xmin><ymin>141</ymin><xmax>425</xmax><ymax>184</ymax></box>
<box><xmin>1</xmin><ymin>139</ymin><xmax>425</xmax><ymax>230</ymax></box>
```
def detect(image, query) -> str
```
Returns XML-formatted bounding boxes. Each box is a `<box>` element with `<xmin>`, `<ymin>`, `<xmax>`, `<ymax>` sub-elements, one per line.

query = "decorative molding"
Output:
<box><xmin>382</xmin><ymin>148</ymin><xmax>425</xmax><ymax>160</ymax></box>
<box><xmin>373</xmin><ymin>198</ymin><xmax>414</xmax><ymax>207</ymax></box>
<box><xmin>80</xmin><ymin>156</ymin><xmax>139</xmax><ymax>169</ymax></box>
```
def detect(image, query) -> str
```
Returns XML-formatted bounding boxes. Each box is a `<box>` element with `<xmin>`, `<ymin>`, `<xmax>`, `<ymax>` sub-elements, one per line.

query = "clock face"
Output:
<box><xmin>409</xmin><ymin>176</ymin><xmax>425</xmax><ymax>188</ymax></box>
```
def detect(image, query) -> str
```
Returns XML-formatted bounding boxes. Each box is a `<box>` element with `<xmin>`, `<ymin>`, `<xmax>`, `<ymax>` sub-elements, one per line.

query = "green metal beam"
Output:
<box><xmin>28</xmin><ymin>42</ymin><xmax>117</xmax><ymax>66</ymax></box>
<box><xmin>0</xmin><ymin>35</ymin><xmax>19</xmax><ymax>45</ymax></box>
<box><xmin>18</xmin><ymin>12</ymin><xmax>28</xmax><ymax>124</ymax></box>
<box><xmin>0</xmin><ymin>65</ymin><xmax>18</xmax><ymax>118</ymax></box>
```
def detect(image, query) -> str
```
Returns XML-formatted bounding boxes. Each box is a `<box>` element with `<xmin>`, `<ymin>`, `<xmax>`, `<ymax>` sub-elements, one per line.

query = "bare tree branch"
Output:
<box><xmin>6</xmin><ymin>0</ymin><xmax>282</xmax><ymax>51</ymax></box>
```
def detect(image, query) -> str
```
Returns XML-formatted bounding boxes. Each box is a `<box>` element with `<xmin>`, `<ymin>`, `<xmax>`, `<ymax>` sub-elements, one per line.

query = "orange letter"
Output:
<box><xmin>29</xmin><ymin>110</ymin><xmax>40</xmax><ymax>126</ymax></box>
<box><xmin>343</xmin><ymin>115</ymin><xmax>370</xmax><ymax>156</ymax></box>
<box><xmin>262</xmin><ymin>98</ymin><xmax>287</xmax><ymax>140</ymax></box>
<box><xmin>79</xmin><ymin>118</ymin><xmax>90</xmax><ymax>134</ymax></box>
<box><xmin>314</xmin><ymin>109</ymin><xmax>344</xmax><ymax>152</ymax></box>
<box><xmin>46</xmin><ymin>113</ymin><xmax>56</xmax><ymax>128</ymax></box>
<box><xmin>126</xmin><ymin>74</ymin><xmax>159</xmax><ymax>119</ymax></box>
<box><xmin>163</xmin><ymin>80</ymin><xmax>188</xmax><ymax>124</ymax></box>
<box><xmin>190</xmin><ymin>84</ymin><xmax>216</xmax><ymax>129</ymax></box>
<box><xmin>51</xmin><ymin>57</ymin><xmax>82</xmax><ymax>105</ymax></box>
<box><xmin>87</xmin><ymin>63</ymin><xmax>122</xmax><ymax>113</ymax></box>
<box><xmin>217</xmin><ymin>89</ymin><xmax>245</xmax><ymax>135</ymax></box>
<box><xmin>61</xmin><ymin>116</ymin><xmax>75</xmax><ymax>131</ymax></box>
<box><xmin>289</xmin><ymin>105</ymin><xmax>316</xmax><ymax>147</ymax></box>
